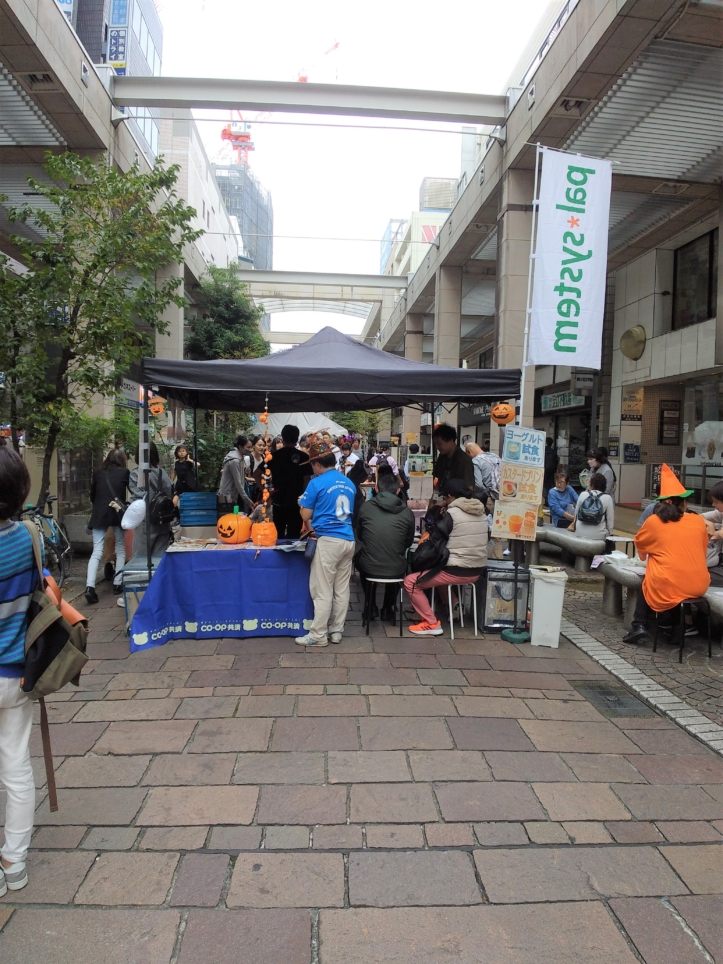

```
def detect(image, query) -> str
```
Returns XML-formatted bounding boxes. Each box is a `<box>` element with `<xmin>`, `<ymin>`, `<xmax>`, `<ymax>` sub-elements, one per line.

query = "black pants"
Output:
<box><xmin>273</xmin><ymin>504</ymin><xmax>303</xmax><ymax>540</ymax></box>
<box><xmin>359</xmin><ymin>569</ymin><xmax>400</xmax><ymax>610</ymax></box>
<box><xmin>633</xmin><ymin>590</ymin><xmax>684</xmax><ymax>628</ymax></box>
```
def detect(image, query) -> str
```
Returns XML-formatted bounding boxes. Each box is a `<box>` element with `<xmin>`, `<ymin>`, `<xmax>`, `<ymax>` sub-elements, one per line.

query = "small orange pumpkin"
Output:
<box><xmin>251</xmin><ymin>520</ymin><xmax>277</xmax><ymax>546</ymax></box>
<box><xmin>217</xmin><ymin>512</ymin><xmax>252</xmax><ymax>544</ymax></box>
<box><xmin>149</xmin><ymin>399</ymin><xmax>165</xmax><ymax>417</ymax></box>
<box><xmin>491</xmin><ymin>402</ymin><xmax>516</xmax><ymax>425</ymax></box>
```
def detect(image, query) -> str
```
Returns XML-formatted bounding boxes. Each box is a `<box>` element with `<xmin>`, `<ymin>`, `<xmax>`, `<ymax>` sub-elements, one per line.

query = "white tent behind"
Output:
<box><xmin>252</xmin><ymin>412</ymin><xmax>348</xmax><ymax>438</ymax></box>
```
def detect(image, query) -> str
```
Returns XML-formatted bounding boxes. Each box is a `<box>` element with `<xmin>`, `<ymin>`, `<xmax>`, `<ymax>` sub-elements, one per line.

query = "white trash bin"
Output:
<box><xmin>529</xmin><ymin>567</ymin><xmax>568</xmax><ymax>648</ymax></box>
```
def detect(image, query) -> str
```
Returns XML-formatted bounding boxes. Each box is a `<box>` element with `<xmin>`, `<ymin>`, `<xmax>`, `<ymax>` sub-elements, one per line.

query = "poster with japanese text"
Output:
<box><xmin>499</xmin><ymin>463</ymin><xmax>544</xmax><ymax>505</ymax></box>
<box><xmin>492</xmin><ymin>502</ymin><xmax>538</xmax><ymax>542</ymax></box>
<box><xmin>502</xmin><ymin>426</ymin><xmax>545</xmax><ymax>467</ymax></box>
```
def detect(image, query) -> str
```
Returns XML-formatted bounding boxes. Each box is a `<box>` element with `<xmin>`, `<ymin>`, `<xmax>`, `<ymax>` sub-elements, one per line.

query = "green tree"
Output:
<box><xmin>331</xmin><ymin>410</ymin><xmax>380</xmax><ymax>443</ymax></box>
<box><xmin>0</xmin><ymin>152</ymin><xmax>201</xmax><ymax>505</ymax></box>
<box><xmin>185</xmin><ymin>263</ymin><xmax>268</xmax><ymax>361</ymax></box>
<box><xmin>58</xmin><ymin>407</ymin><xmax>140</xmax><ymax>459</ymax></box>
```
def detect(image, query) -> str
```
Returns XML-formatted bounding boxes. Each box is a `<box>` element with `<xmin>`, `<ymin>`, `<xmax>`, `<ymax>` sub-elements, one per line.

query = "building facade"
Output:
<box><xmin>212</xmin><ymin>164</ymin><xmax>274</xmax><ymax>271</ymax></box>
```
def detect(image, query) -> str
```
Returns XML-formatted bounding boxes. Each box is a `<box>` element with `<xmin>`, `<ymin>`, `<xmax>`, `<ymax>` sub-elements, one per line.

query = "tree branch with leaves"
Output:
<box><xmin>0</xmin><ymin>151</ymin><xmax>201</xmax><ymax>505</ymax></box>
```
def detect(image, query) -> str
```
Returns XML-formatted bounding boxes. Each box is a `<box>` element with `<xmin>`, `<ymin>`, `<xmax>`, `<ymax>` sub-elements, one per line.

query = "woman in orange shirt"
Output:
<box><xmin>624</xmin><ymin>465</ymin><xmax>709</xmax><ymax>644</ymax></box>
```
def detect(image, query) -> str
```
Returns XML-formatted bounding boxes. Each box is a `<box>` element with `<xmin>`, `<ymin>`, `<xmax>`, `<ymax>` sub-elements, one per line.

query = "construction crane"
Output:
<box><xmin>297</xmin><ymin>41</ymin><xmax>340</xmax><ymax>83</ymax></box>
<box><xmin>220</xmin><ymin>110</ymin><xmax>254</xmax><ymax>167</ymax></box>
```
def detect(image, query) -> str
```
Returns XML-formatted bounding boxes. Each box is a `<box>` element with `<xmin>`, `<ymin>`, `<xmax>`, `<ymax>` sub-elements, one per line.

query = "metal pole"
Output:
<box><xmin>589</xmin><ymin>374</ymin><xmax>599</xmax><ymax>452</ymax></box>
<box><xmin>518</xmin><ymin>143</ymin><xmax>543</xmax><ymax>426</ymax></box>
<box><xmin>192</xmin><ymin>407</ymin><xmax>199</xmax><ymax>487</ymax></box>
<box><xmin>141</xmin><ymin>390</ymin><xmax>152</xmax><ymax>581</ymax></box>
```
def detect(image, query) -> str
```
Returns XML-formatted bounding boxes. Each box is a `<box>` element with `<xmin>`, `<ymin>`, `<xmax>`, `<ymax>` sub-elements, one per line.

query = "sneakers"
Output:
<box><xmin>117</xmin><ymin>596</ymin><xmax>125</xmax><ymax>608</ymax></box>
<box><xmin>409</xmin><ymin>620</ymin><xmax>443</xmax><ymax>636</ymax></box>
<box><xmin>329</xmin><ymin>632</ymin><xmax>343</xmax><ymax>644</ymax></box>
<box><xmin>684</xmin><ymin>624</ymin><xmax>699</xmax><ymax>637</ymax></box>
<box><xmin>0</xmin><ymin>863</ymin><xmax>28</xmax><ymax>895</ymax></box>
<box><xmin>84</xmin><ymin>586</ymin><xmax>99</xmax><ymax>605</ymax></box>
<box><xmin>295</xmin><ymin>633</ymin><xmax>328</xmax><ymax>647</ymax></box>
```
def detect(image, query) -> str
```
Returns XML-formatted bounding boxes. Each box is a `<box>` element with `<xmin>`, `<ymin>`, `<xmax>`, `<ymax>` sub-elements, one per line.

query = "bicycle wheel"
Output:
<box><xmin>56</xmin><ymin>523</ymin><xmax>73</xmax><ymax>585</ymax></box>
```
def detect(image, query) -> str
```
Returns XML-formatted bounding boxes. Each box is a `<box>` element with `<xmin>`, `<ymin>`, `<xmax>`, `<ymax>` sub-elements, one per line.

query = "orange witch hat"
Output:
<box><xmin>655</xmin><ymin>463</ymin><xmax>694</xmax><ymax>500</ymax></box>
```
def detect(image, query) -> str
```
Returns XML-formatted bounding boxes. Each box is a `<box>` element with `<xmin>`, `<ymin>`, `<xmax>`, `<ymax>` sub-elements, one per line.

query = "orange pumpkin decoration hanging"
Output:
<box><xmin>251</xmin><ymin>520</ymin><xmax>277</xmax><ymax>547</ymax></box>
<box><xmin>217</xmin><ymin>512</ymin><xmax>252</xmax><ymax>545</ymax></box>
<box><xmin>491</xmin><ymin>402</ymin><xmax>516</xmax><ymax>425</ymax></box>
<box><xmin>149</xmin><ymin>399</ymin><xmax>165</xmax><ymax>417</ymax></box>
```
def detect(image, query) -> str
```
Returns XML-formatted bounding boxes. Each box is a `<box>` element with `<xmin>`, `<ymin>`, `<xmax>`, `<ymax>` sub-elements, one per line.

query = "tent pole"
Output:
<box><xmin>142</xmin><ymin>390</ymin><xmax>152</xmax><ymax>582</ymax></box>
<box><xmin>192</xmin><ymin>407</ymin><xmax>199</xmax><ymax>487</ymax></box>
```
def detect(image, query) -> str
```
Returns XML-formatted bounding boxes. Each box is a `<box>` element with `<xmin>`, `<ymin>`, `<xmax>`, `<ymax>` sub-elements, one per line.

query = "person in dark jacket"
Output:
<box><xmin>85</xmin><ymin>448</ymin><xmax>130</xmax><ymax>604</ymax></box>
<box><xmin>430</xmin><ymin>423</ymin><xmax>474</xmax><ymax>505</ymax></box>
<box><xmin>129</xmin><ymin>442</ymin><xmax>174</xmax><ymax>558</ymax></box>
<box><xmin>172</xmin><ymin>444</ymin><xmax>199</xmax><ymax>501</ymax></box>
<box><xmin>355</xmin><ymin>469</ymin><xmax>415</xmax><ymax>622</ymax></box>
<box><xmin>347</xmin><ymin>458</ymin><xmax>369</xmax><ymax>531</ymax></box>
<box><xmin>217</xmin><ymin>435</ymin><xmax>254</xmax><ymax>514</ymax></box>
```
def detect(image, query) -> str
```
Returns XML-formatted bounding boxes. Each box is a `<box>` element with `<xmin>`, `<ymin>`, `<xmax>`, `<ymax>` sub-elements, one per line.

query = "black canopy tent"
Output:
<box><xmin>141</xmin><ymin>326</ymin><xmax>521</xmax><ymax>412</ymax></box>
<box><xmin>136</xmin><ymin>326</ymin><xmax>521</xmax><ymax>578</ymax></box>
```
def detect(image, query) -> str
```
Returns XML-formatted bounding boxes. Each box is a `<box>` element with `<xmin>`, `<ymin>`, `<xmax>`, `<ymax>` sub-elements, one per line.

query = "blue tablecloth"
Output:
<box><xmin>130</xmin><ymin>547</ymin><xmax>313</xmax><ymax>652</ymax></box>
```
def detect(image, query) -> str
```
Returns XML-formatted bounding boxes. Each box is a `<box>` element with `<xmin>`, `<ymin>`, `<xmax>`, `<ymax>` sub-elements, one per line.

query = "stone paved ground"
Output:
<box><xmin>0</xmin><ymin>577</ymin><xmax>722</xmax><ymax>963</ymax></box>
<box><xmin>562</xmin><ymin>581</ymin><xmax>723</xmax><ymax>727</ymax></box>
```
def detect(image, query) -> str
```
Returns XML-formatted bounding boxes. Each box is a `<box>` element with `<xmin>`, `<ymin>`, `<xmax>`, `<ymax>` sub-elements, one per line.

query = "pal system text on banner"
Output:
<box><xmin>528</xmin><ymin>148</ymin><xmax>612</xmax><ymax>370</ymax></box>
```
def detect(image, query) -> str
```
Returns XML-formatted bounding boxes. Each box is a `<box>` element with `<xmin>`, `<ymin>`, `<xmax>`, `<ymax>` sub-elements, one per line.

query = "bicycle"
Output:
<box><xmin>21</xmin><ymin>496</ymin><xmax>73</xmax><ymax>588</ymax></box>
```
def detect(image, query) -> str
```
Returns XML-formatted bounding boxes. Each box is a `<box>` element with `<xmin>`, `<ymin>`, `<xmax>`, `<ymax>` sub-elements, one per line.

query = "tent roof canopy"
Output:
<box><xmin>142</xmin><ymin>326</ymin><xmax>520</xmax><ymax>413</ymax></box>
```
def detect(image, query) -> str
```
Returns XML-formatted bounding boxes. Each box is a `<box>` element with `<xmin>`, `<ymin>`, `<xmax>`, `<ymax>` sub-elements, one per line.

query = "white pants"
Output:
<box><xmin>309</xmin><ymin>537</ymin><xmax>355</xmax><ymax>642</ymax></box>
<box><xmin>0</xmin><ymin>677</ymin><xmax>34</xmax><ymax>867</ymax></box>
<box><xmin>86</xmin><ymin>526</ymin><xmax>125</xmax><ymax>588</ymax></box>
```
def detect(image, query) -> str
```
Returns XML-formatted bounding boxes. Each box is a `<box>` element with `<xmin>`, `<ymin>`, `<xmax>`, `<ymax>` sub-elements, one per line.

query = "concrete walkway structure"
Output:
<box><xmin>0</xmin><ymin>580</ymin><xmax>721</xmax><ymax>962</ymax></box>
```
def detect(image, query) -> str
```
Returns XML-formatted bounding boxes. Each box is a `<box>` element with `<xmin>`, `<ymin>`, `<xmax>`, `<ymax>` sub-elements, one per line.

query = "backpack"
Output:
<box><xmin>375</xmin><ymin>452</ymin><xmax>390</xmax><ymax>469</ymax></box>
<box><xmin>149</xmin><ymin>468</ymin><xmax>176</xmax><ymax>526</ymax></box>
<box><xmin>411</xmin><ymin>510</ymin><xmax>451</xmax><ymax>575</ymax></box>
<box><xmin>23</xmin><ymin>521</ymin><xmax>90</xmax><ymax>812</ymax></box>
<box><xmin>577</xmin><ymin>491</ymin><xmax>605</xmax><ymax>526</ymax></box>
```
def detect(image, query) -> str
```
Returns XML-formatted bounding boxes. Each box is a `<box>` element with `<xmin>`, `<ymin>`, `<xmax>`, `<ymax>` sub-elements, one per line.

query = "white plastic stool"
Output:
<box><xmin>434</xmin><ymin>582</ymin><xmax>478</xmax><ymax>639</ymax></box>
<box><xmin>364</xmin><ymin>577</ymin><xmax>405</xmax><ymax>637</ymax></box>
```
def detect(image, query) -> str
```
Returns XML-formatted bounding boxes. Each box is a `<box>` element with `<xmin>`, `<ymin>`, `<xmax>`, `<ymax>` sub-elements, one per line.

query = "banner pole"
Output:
<box><xmin>518</xmin><ymin>143</ymin><xmax>543</xmax><ymax>426</ymax></box>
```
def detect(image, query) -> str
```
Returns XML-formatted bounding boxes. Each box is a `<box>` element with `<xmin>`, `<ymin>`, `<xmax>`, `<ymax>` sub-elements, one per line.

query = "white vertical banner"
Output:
<box><xmin>528</xmin><ymin>148</ymin><xmax>612</xmax><ymax>370</ymax></box>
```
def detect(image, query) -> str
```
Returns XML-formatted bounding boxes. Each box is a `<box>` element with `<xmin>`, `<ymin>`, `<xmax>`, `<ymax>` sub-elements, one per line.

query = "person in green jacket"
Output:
<box><xmin>355</xmin><ymin>468</ymin><xmax>415</xmax><ymax>623</ymax></box>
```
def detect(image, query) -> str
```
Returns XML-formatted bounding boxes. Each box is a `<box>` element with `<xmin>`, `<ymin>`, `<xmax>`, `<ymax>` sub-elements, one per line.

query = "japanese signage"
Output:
<box><xmin>499</xmin><ymin>463</ymin><xmax>544</xmax><ymax>505</ymax></box>
<box><xmin>623</xmin><ymin>443</ymin><xmax>641</xmax><ymax>464</ymax></box>
<box><xmin>109</xmin><ymin>28</ymin><xmax>127</xmax><ymax>63</ymax></box>
<box><xmin>659</xmin><ymin>400</ymin><xmax>681</xmax><ymax>446</ymax></box>
<box><xmin>607</xmin><ymin>434</ymin><xmax>619</xmax><ymax>459</ymax></box>
<box><xmin>118</xmin><ymin>377</ymin><xmax>141</xmax><ymax>409</ymax></box>
<box><xmin>572</xmin><ymin>370</ymin><xmax>595</xmax><ymax>392</ymax></box>
<box><xmin>408</xmin><ymin>454</ymin><xmax>433</xmax><ymax>476</ymax></box>
<box><xmin>55</xmin><ymin>0</ymin><xmax>73</xmax><ymax>20</ymax></box>
<box><xmin>621</xmin><ymin>388</ymin><xmax>644</xmax><ymax>422</ymax></box>
<box><xmin>528</xmin><ymin>147</ymin><xmax>612</xmax><ymax>369</ymax></box>
<box><xmin>502</xmin><ymin>426</ymin><xmax>545</xmax><ymax>467</ymax></box>
<box><xmin>110</xmin><ymin>0</ymin><xmax>128</xmax><ymax>24</ymax></box>
<box><xmin>541</xmin><ymin>391</ymin><xmax>586</xmax><ymax>413</ymax></box>
<box><xmin>492</xmin><ymin>501</ymin><xmax>538</xmax><ymax>542</ymax></box>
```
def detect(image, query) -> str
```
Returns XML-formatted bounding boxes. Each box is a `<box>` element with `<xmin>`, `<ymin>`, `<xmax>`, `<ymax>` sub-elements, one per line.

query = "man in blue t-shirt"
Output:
<box><xmin>296</xmin><ymin>435</ymin><xmax>357</xmax><ymax>647</ymax></box>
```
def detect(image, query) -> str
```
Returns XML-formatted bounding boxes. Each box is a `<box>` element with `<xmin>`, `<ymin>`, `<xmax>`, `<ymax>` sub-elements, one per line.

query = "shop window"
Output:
<box><xmin>478</xmin><ymin>348</ymin><xmax>493</xmax><ymax>369</ymax></box>
<box><xmin>672</xmin><ymin>228</ymin><xmax>718</xmax><ymax>330</ymax></box>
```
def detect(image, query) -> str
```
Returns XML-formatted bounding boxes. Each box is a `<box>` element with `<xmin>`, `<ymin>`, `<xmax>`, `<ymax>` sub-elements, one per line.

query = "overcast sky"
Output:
<box><xmin>158</xmin><ymin>0</ymin><xmax>550</xmax><ymax>338</ymax></box>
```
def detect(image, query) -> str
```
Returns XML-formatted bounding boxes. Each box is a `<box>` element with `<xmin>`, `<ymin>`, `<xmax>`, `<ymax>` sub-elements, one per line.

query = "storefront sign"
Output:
<box><xmin>499</xmin><ymin>463</ymin><xmax>544</xmax><ymax>505</ymax></box>
<box><xmin>118</xmin><ymin>377</ymin><xmax>141</xmax><ymax>409</ymax></box>
<box><xmin>109</xmin><ymin>28</ymin><xmax>127</xmax><ymax>63</ymax></box>
<box><xmin>541</xmin><ymin>391</ymin><xmax>586</xmax><ymax>413</ymax></box>
<box><xmin>621</xmin><ymin>387</ymin><xmax>644</xmax><ymax>422</ymax></box>
<box><xmin>623</xmin><ymin>443</ymin><xmax>641</xmax><ymax>464</ymax></box>
<box><xmin>492</xmin><ymin>501</ymin><xmax>538</xmax><ymax>542</ymax></box>
<box><xmin>572</xmin><ymin>370</ymin><xmax>595</xmax><ymax>392</ymax></box>
<box><xmin>55</xmin><ymin>0</ymin><xmax>73</xmax><ymax>20</ymax></box>
<box><xmin>528</xmin><ymin>147</ymin><xmax>612</xmax><ymax>369</ymax></box>
<box><xmin>502</xmin><ymin>426</ymin><xmax>545</xmax><ymax>467</ymax></box>
<box><xmin>607</xmin><ymin>435</ymin><xmax>619</xmax><ymax>459</ymax></box>
<box><xmin>659</xmin><ymin>400</ymin><xmax>681</xmax><ymax>446</ymax></box>
<box><xmin>459</xmin><ymin>403</ymin><xmax>492</xmax><ymax>425</ymax></box>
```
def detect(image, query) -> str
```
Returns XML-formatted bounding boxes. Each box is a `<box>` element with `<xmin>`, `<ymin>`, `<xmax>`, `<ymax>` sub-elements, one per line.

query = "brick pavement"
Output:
<box><xmin>563</xmin><ymin>581</ymin><xmax>723</xmax><ymax>726</ymax></box>
<box><xmin>0</xmin><ymin>577</ymin><xmax>721</xmax><ymax>963</ymax></box>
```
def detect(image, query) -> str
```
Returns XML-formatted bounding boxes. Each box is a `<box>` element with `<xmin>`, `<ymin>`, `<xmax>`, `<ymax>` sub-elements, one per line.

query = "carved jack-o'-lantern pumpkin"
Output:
<box><xmin>251</xmin><ymin>520</ymin><xmax>277</xmax><ymax>547</ymax></box>
<box><xmin>217</xmin><ymin>512</ymin><xmax>252</xmax><ymax>545</ymax></box>
<box><xmin>149</xmin><ymin>399</ymin><xmax>165</xmax><ymax>417</ymax></box>
<box><xmin>491</xmin><ymin>402</ymin><xmax>516</xmax><ymax>425</ymax></box>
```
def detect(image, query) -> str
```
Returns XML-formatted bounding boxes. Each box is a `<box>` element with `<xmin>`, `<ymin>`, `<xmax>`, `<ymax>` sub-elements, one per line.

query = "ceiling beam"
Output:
<box><xmin>234</xmin><ymin>269</ymin><xmax>408</xmax><ymax>290</ymax></box>
<box><xmin>111</xmin><ymin>76</ymin><xmax>508</xmax><ymax>125</ymax></box>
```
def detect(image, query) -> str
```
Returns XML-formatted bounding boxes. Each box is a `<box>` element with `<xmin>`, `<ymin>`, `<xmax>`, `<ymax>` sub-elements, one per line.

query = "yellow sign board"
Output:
<box><xmin>491</xmin><ymin>501</ymin><xmax>538</xmax><ymax>542</ymax></box>
<box><xmin>499</xmin><ymin>463</ymin><xmax>544</xmax><ymax>505</ymax></box>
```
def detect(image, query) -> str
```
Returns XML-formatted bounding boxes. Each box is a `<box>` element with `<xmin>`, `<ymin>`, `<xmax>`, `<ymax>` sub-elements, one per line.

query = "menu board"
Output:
<box><xmin>499</xmin><ymin>463</ymin><xmax>544</xmax><ymax>505</ymax></box>
<box><xmin>502</xmin><ymin>426</ymin><xmax>545</xmax><ymax>467</ymax></box>
<box><xmin>491</xmin><ymin>501</ymin><xmax>538</xmax><ymax>542</ymax></box>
